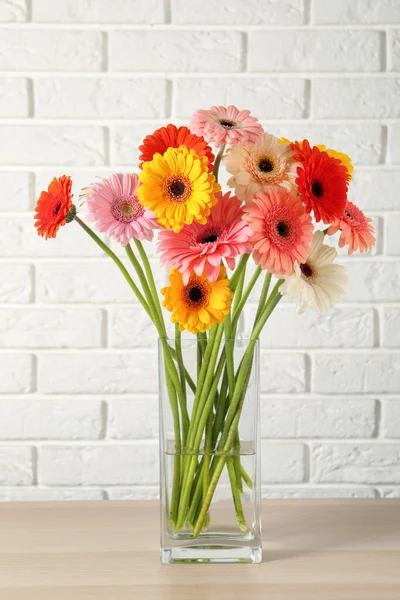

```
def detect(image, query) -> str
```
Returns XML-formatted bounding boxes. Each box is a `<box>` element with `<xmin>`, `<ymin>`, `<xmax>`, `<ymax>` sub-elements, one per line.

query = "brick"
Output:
<box><xmin>107</xmin><ymin>397</ymin><xmax>158</xmax><ymax>439</ymax></box>
<box><xmin>32</xmin><ymin>0</ymin><xmax>165</xmax><ymax>23</ymax></box>
<box><xmin>0</xmin><ymin>398</ymin><xmax>102</xmax><ymax>439</ymax></box>
<box><xmin>110</xmin><ymin>31</ymin><xmax>242</xmax><ymax>73</ymax></box>
<box><xmin>38</xmin><ymin>352</ymin><xmax>157</xmax><ymax>394</ymax></box>
<box><xmin>261</xmin><ymin>442</ymin><xmax>305</xmax><ymax>483</ymax></box>
<box><xmin>0</xmin><ymin>264</ymin><xmax>32</xmax><ymax>304</ymax></box>
<box><xmin>0</xmin><ymin>172</ymin><xmax>33</xmax><ymax>211</ymax></box>
<box><xmin>390</xmin><ymin>30</ymin><xmax>400</xmax><ymax>70</ymax></box>
<box><xmin>312</xmin><ymin>443</ymin><xmax>400</xmax><ymax>484</ymax></box>
<box><xmin>313</xmin><ymin>353</ymin><xmax>400</xmax><ymax>394</ymax></box>
<box><xmin>0</xmin><ymin>307</ymin><xmax>103</xmax><ymax>348</ymax></box>
<box><xmin>349</xmin><ymin>170</ymin><xmax>400</xmax><ymax>210</ymax></box>
<box><xmin>36</xmin><ymin>78</ymin><xmax>167</xmax><ymax>119</ymax></box>
<box><xmin>390</xmin><ymin>123</ymin><xmax>400</xmax><ymax>163</ymax></box>
<box><xmin>345</xmin><ymin>261</ymin><xmax>400</xmax><ymax>302</ymax></box>
<box><xmin>0</xmin><ymin>487</ymin><xmax>104</xmax><ymax>500</ymax></box>
<box><xmin>262</xmin><ymin>486</ymin><xmax>376</xmax><ymax>498</ymax></box>
<box><xmin>261</xmin><ymin>396</ymin><xmax>376</xmax><ymax>438</ymax></box>
<box><xmin>0</xmin><ymin>354</ymin><xmax>33</xmax><ymax>393</ymax></box>
<box><xmin>0</xmin><ymin>125</ymin><xmax>105</xmax><ymax>166</ymax></box>
<box><xmin>382</xmin><ymin>401</ymin><xmax>400</xmax><ymax>438</ymax></box>
<box><xmin>39</xmin><ymin>443</ymin><xmax>158</xmax><ymax>485</ymax></box>
<box><xmin>0</xmin><ymin>30</ymin><xmax>103</xmax><ymax>71</ymax></box>
<box><xmin>382</xmin><ymin>307</ymin><xmax>400</xmax><ymax>347</ymax></box>
<box><xmin>172</xmin><ymin>0</ymin><xmax>304</xmax><ymax>24</ymax></box>
<box><xmin>109</xmin><ymin>308</ymin><xmax>158</xmax><ymax>348</ymax></box>
<box><xmin>0</xmin><ymin>78</ymin><xmax>29</xmax><ymax>116</ymax></box>
<box><xmin>0</xmin><ymin>216</ymin><xmax>103</xmax><ymax>258</ymax></box>
<box><xmin>0</xmin><ymin>0</ymin><xmax>27</xmax><ymax>21</ymax></box>
<box><xmin>36</xmin><ymin>260</ymin><xmax>166</xmax><ymax>303</ymax></box>
<box><xmin>107</xmin><ymin>486</ymin><xmax>159</xmax><ymax>499</ymax></box>
<box><xmin>313</xmin><ymin>78</ymin><xmax>400</xmax><ymax>119</ymax></box>
<box><xmin>260</xmin><ymin>352</ymin><xmax>306</xmax><ymax>393</ymax></box>
<box><xmin>312</xmin><ymin>0</ymin><xmax>400</xmax><ymax>24</ymax></box>
<box><xmin>249</xmin><ymin>30</ymin><xmax>381</xmax><ymax>72</ymax></box>
<box><xmin>263</xmin><ymin>123</ymin><xmax>383</xmax><ymax>166</ymax></box>
<box><xmin>245</xmin><ymin>305</ymin><xmax>374</xmax><ymax>349</ymax></box>
<box><xmin>175</xmin><ymin>78</ymin><xmax>307</xmax><ymax>119</ymax></box>
<box><xmin>0</xmin><ymin>446</ymin><xmax>33</xmax><ymax>485</ymax></box>
<box><xmin>110</xmin><ymin>123</ymin><xmax>162</xmax><ymax>166</ymax></box>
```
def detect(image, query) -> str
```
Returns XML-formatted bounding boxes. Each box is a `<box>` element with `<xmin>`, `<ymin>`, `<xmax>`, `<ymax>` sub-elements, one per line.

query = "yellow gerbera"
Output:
<box><xmin>137</xmin><ymin>145</ymin><xmax>220</xmax><ymax>233</ymax></box>
<box><xmin>161</xmin><ymin>267</ymin><xmax>233</xmax><ymax>334</ymax></box>
<box><xmin>279</xmin><ymin>138</ymin><xmax>353</xmax><ymax>181</ymax></box>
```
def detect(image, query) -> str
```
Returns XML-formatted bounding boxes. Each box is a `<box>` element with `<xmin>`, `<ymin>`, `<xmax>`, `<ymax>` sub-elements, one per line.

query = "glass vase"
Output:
<box><xmin>159</xmin><ymin>335</ymin><xmax>261</xmax><ymax>564</ymax></box>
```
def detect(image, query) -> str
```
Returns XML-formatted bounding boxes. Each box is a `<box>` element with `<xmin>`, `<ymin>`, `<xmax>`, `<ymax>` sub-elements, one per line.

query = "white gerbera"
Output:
<box><xmin>222</xmin><ymin>132</ymin><xmax>299</xmax><ymax>203</ymax></box>
<box><xmin>280</xmin><ymin>231</ymin><xmax>348</xmax><ymax>315</ymax></box>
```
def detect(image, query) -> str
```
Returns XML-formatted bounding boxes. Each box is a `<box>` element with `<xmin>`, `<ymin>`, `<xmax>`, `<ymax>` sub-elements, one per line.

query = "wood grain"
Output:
<box><xmin>0</xmin><ymin>499</ymin><xmax>399</xmax><ymax>599</ymax></box>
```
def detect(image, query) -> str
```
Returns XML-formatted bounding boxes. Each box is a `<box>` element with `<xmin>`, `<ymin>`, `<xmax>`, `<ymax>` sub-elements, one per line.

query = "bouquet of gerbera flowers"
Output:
<box><xmin>34</xmin><ymin>105</ymin><xmax>375</xmax><ymax>557</ymax></box>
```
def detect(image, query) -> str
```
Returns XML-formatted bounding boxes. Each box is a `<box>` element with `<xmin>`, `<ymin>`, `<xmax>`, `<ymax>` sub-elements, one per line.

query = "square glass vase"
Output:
<box><xmin>159</xmin><ymin>336</ymin><xmax>262</xmax><ymax>564</ymax></box>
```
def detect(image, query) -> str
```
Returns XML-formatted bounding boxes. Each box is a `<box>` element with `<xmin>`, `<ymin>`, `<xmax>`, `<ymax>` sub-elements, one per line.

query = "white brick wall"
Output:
<box><xmin>0</xmin><ymin>0</ymin><xmax>398</xmax><ymax>501</ymax></box>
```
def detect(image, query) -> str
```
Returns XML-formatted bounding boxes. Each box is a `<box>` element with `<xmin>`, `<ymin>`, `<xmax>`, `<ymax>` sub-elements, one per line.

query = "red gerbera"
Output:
<box><xmin>138</xmin><ymin>124</ymin><xmax>214</xmax><ymax>170</ymax></box>
<box><xmin>293</xmin><ymin>139</ymin><xmax>348</xmax><ymax>224</ymax></box>
<box><xmin>34</xmin><ymin>175</ymin><xmax>74</xmax><ymax>239</ymax></box>
<box><xmin>328</xmin><ymin>200</ymin><xmax>375</xmax><ymax>255</ymax></box>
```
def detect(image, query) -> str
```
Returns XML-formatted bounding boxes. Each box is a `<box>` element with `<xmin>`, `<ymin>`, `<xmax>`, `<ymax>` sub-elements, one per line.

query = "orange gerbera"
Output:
<box><xmin>139</xmin><ymin>124</ymin><xmax>214</xmax><ymax>170</ymax></box>
<box><xmin>34</xmin><ymin>175</ymin><xmax>74</xmax><ymax>239</ymax></box>
<box><xmin>328</xmin><ymin>201</ymin><xmax>375</xmax><ymax>255</ymax></box>
<box><xmin>293</xmin><ymin>140</ymin><xmax>348</xmax><ymax>224</ymax></box>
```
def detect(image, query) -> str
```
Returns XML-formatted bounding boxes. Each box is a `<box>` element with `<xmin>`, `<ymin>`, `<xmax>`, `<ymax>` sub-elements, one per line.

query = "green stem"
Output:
<box><xmin>213</xmin><ymin>144</ymin><xmax>226</xmax><ymax>181</ymax></box>
<box><xmin>255</xmin><ymin>272</ymin><xmax>272</xmax><ymax>323</ymax></box>
<box><xmin>232</xmin><ymin>266</ymin><xmax>262</xmax><ymax>334</ymax></box>
<box><xmin>134</xmin><ymin>239</ymin><xmax>164</xmax><ymax>324</ymax></box>
<box><xmin>175</xmin><ymin>324</ymin><xmax>186</xmax><ymax>402</ymax></box>
<box><xmin>75</xmin><ymin>216</ymin><xmax>151</xmax><ymax>317</ymax></box>
<box><xmin>227</xmin><ymin>458</ymin><xmax>247</xmax><ymax>532</ymax></box>
<box><xmin>229</xmin><ymin>254</ymin><xmax>250</xmax><ymax>292</ymax></box>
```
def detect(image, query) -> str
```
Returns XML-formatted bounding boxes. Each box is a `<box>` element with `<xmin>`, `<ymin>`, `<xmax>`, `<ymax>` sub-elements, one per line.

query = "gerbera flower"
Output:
<box><xmin>190</xmin><ymin>105</ymin><xmax>263</xmax><ymax>148</ymax></box>
<box><xmin>34</xmin><ymin>175</ymin><xmax>74</xmax><ymax>239</ymax></box>
<box><xmin>280</xmin><ymin>231</ymin><xmax>349</xmax><ymax>315</ymax></box>
<box><xmin>288</xmin><ymin>139</ymin><xmax>354</xmax><ymax>181</ymax></box>
<box><xmin>243</xmin><ymin>188</ymin><xmax>313</xmax><ymax>276</ymax></box>
<box><xmin>85</xmin><ymin>173</ymin><xmax>157</xmax><ymax>246</ymax></box>
<box><xmin>138</xmin><ymin>145</ymin><xmax>220</xmax><ymax>233</ymax></box>
<box><xmin>139</xmin><ymin>124</ymin><xmax>214</xmax><ymax>170</ymax></box>
<box><xmin>328</xmin><ymin>200</ymin><xmax>375</xmax><ymax>255</ymax></box>
<box><xmin>292</xmin><ymin>139</ymin><xmax>348</xmax><ymax>224</ymax></box>
<box><xmin>222</xmin><ymin>133</ymin><xmax>299</xmax><ymax>203</ymax></box>
<box><xmin>157</xmin><ymin>191</ymin><xmax>253</xmax><ymax>284</ymax></box>
<box><xmin>161</xmin><ymin>267</ymin><xmax>233</xmax><ymax>334</ymax></box>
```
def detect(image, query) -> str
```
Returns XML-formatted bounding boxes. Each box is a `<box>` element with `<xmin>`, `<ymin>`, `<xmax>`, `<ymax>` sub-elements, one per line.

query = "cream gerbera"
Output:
<box><xmin>157</xmin><ymin>191</ymin><xmax>253</xmax><ymax>284</ymax></box>
<box><xmin>328</xmin><ymin>200</ymin><xmax>375</xmax><ymax>255</ymax></box>
<box><xmin>280</xmin><ymin>231</ymin><xmax>349</xmax><ymax>315</ymax></box>
<box><xmin>161</xmin><ymin>267</ymin><xmax>233</xmax><ymax>334</ymax></box>
<box><xmin>138</xmin><ymin>145</ymin><xmax>220</xmax><ymax>233</ymax></box>
<box><xmin>190</xmin><ymin>105</ymin><xmax>263</xmax><ymax>148</ymax></box>
<box><xmin>243</xmin><ymin>188</ymin><xmax>313</xmax><ymax>276</ymax></box>
<box><xmin>85</xmin><ymin>173</ymin><xmax>157</xmax><ymax>246</ymax></box>
<box><xmin>222</xmin><ymin>132</ymin><xmax>299</xmax><ymax>203</ymax></box>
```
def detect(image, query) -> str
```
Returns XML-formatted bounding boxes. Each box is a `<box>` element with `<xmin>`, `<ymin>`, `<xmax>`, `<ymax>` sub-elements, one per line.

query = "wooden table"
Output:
<box><xmin>0</xmin><ymin>499</ymin><xmax>399</xmax><ymax>599</ymax></box>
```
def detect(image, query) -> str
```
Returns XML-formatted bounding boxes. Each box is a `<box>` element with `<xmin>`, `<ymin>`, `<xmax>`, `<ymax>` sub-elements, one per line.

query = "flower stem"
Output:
<box><xmin>255</xmin><ymin>272</ymin><xmax>272</xmax><ymax>322</ymax></box>
<box><xmin>232</xmin><ymin>265</ymin><xmax>262</xmax><ymax>333</ymax></box>
<box><xmin>213</xmin><ymin>144</ymin><xmax>226</xmax><ymax>182</ymax></box>
<box><xmin>75</xmin><ymin>216</ymin><xmax>151</xmax><ymax>317</ymax></box>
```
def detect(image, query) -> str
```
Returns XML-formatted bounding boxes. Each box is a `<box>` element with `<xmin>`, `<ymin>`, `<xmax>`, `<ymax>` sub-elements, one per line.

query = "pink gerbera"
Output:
<box><xmin>157</xmin><ymin>191</ymin><xmax>253</xmax><ymax>284</ymax></box>
<box><xmin>189</xmin><ymin>105</ymin><xmax>263</xmax><ymax>148</ymax></box>
<box><xmin>85</xmin><ymin>173</ymin><xmax>157</xmax><ymax>246</ymax></box>
<box><xmin>328</xmin><ymin>201</ymin><xmax>375</xmax><ymax>255</ymax></box>
<box><xmin>243</xmin><ymin>188</ymin><xmax>313</xmax><ymax>276</ymax></box>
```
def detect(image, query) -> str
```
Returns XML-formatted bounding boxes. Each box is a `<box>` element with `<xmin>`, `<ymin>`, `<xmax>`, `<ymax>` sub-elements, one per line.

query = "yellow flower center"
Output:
<box><xmin>163</xmin><ymin>174</ymin><xmax>193</xmax><ymax>204</ymax></box>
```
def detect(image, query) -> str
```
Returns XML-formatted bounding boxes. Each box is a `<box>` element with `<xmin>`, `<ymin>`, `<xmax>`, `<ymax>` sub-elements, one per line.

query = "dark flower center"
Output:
<box><xmin>188</xmin><ymin>286</ymin><xmax>203</xmax><ymax>303</ymax></box>
<box><xmin>344</xmin><ymin>209</ymin><xmax>353</xmax><ymax>219</ymax></box>
<box><xmin>202</xmin><ymin>234</ymin><xmax>218</xmax><ymax>243</ymax></box>
<box><xmin>258</xmin><ymin>158</ymin><xmax>274</xmax><ymax>173</ymax></box>
<box><xmin>170</xmin><ymin>181</ymin><xmax>186</xmax><ymax>197</ymax></box>
<box><xmin>300</xmin><ymin>263</ymin><xmax>313</xmax><ymax>278</ymax></box>
<box><xmin>311</xmin><ymin>180</ymin><xmax>324</xmax><ymax>198</ymax></box>
<box><xmin>54</xmin><ymin>201</ymin><xmax>62</xmax><ymax>214</ymax></box>
<box><xmin>276</xmin><ymin>221</ymin><xmax>290</xmax><ymax>238</ymax></box>
<box><xmin>219</xmin><ymin>119</ymin><xmax>235</xmax><ymax>129</ymax></box>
